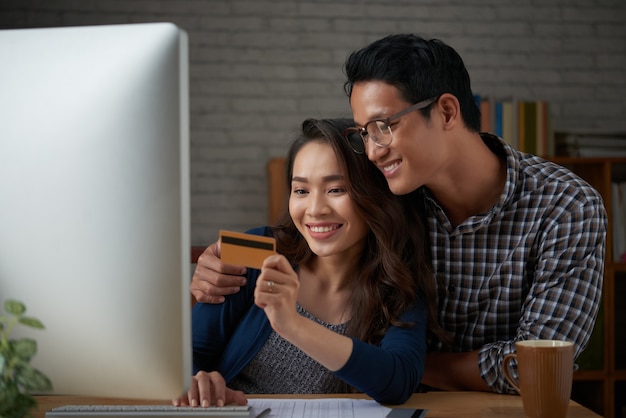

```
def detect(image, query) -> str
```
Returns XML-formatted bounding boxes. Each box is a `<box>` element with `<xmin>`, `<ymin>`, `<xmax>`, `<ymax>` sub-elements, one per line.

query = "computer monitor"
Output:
<box><xmin>0</xmin><ymin>22</ymin><xmax>191</xmax><ymax>400</ymax></box>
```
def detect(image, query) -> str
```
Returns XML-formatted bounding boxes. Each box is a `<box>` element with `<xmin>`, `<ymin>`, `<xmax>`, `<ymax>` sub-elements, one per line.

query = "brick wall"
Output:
<box><xmin>2</xmin><ymin>0</ymin><xmax>625</xmax><ymax>245</ymax></box>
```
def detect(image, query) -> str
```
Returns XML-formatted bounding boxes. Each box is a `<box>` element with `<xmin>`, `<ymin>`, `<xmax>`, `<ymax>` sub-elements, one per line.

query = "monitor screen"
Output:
<box><xmin>0</xmin><ymin>22</ymin><xmax>191</xmax><ymax>400</ymax></box>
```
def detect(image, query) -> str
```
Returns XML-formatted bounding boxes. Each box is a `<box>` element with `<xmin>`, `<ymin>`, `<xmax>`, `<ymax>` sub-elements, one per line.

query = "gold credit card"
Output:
<box><xmin>219</xmin><ymin>230</ymin><xmax>276</xmax><ymax>269</ymax></box>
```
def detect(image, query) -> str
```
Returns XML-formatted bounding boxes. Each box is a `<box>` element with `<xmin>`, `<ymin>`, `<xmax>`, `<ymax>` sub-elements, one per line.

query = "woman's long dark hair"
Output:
<box><xmin>272</xmin><ymin>118</ymin><xmax>447</xmax><ymax>344</ymax></box>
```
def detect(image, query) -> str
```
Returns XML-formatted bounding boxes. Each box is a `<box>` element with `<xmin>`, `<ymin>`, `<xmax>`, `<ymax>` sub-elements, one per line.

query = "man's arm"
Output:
<box><xmin>481</xmin><ymin>198</ymin><xmax>606</xmax><ymax>393</ymax></box>
<box><xmin>424</xmin><ymin>197</ymin><xmax>606</xmax><ymax>394</ymax></box>
<box><xmin>421</xmin><ymin>351</ymin><xmax>491</xmax><ymax>391</ymax></box>
<box><xmin>191</xmin><ymin>241</ymin><xmax>247</xmax><ymax>303</ymax></box>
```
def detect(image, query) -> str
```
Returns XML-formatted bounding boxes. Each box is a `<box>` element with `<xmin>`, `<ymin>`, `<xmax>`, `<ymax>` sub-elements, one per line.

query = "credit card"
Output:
<box><xmin>219</xmin><ymin>230</ymin><xmax>276</xmax><ymax>269</ymax></box>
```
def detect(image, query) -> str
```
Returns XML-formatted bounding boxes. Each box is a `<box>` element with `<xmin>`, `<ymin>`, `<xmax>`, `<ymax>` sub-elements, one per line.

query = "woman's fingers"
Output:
<box><xmin>178</xmin><ymin>371</ymin><xmax>232</xmax><ymax>407</ymax></box>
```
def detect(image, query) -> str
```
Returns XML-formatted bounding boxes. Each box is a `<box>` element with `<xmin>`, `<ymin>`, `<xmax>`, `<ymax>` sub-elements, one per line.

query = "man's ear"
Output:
<box><xmin>437</xmin><ymin>93</ymin><xmax>461</xmax><ymax>130</ymax></box>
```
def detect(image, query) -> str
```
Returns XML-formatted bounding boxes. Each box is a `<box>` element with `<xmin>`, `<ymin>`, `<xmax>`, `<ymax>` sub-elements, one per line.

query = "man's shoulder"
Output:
<box><xmin>518</xmin><ymin>153</ymin><xmax>601</xmax><ymax>199</ymax></box>
<box><xmin>507</xmin><ymin>153</ymin><xmax>607</xmax><ymax>231</ymax></box>
<box><xmin>483</xmin><ymin>133</ymin><xmax>600</xmax><ymax>200</ymax></box>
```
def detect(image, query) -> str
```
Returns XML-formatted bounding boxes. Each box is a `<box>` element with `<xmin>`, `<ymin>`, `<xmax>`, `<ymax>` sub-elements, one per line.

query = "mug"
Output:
<box><xmin>503</xmin><ymin>340</ymin><xmax>574</xmax><ymax>418</ymax></box>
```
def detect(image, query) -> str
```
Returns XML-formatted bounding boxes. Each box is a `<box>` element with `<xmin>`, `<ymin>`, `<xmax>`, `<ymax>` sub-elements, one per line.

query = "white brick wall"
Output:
<box><xmin>2</xmin><ymin>0</ymin><xmax>625</xmax><ymax>245</ymax></box>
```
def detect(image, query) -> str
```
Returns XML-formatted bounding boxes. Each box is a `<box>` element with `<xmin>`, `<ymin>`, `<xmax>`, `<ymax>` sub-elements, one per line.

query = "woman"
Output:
<box><xmin>175</xmin><ymin>118</ymin><xmax>444</xmax><ymax>407</ymax></box>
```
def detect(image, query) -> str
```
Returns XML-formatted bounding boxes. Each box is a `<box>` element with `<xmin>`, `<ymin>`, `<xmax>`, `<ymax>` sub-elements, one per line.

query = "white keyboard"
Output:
<box><xmin>45</xmin><ymin>404</ymin><xmax>253</xmax><ymax>418</ymax></box>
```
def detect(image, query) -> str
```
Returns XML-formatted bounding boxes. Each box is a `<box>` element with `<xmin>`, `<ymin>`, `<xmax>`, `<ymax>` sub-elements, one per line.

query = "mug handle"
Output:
<box><xmin>502</xmin><ymin>353</ymin><xmax>521</xmax><ymax>393</ymax></box>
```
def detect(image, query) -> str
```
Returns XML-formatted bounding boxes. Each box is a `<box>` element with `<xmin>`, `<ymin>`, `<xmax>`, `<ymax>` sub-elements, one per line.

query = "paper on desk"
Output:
<box><xmin>247</xmin><ymin>398</ymin><xmax>391</xmax><ymax>418</ymax></box>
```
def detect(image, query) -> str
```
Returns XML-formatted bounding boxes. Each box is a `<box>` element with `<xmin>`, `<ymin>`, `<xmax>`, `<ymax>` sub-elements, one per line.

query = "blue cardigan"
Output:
<box><xmin>192</xmin><ymin>226</ymin><xmax>427</xmax><ymax>404</ymax></box>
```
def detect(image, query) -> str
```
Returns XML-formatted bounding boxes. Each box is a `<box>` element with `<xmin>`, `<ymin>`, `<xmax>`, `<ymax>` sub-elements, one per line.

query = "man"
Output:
<box><xmin>191</xmin><ymin>34</ymin><xmax>606</xmax><ymax>394</ymax></box>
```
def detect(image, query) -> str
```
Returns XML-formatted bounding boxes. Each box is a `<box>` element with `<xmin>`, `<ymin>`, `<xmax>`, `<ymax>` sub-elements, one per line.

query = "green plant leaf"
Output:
<box><xmin>0</xmin><ymin>379</ymin><xmax>37</xmax><ymax>418</ymax></box>
<box><xmin>16</xmin><ymin>366</ymin><xmax>53</xmax><ymax>391</ymax></box>
<box><xmin>0</xmin><ymin>389</ymin><xmax>37</xmax><ymax>418</ymax></box>
<box><xmin>4</xmin><ymin>300</ymin><xmax>26</xmax><ymax>316</ymax></box>
<box><xmin>11</xmin><ymin>338</ymin><xmax>37</xmax><ymax>361</ymax></box>
<box><xmin>18</xmin><ymin>316</ymin><xmax>44</xmax><ymax>330</ymax></box>
<box><xmin>0</xmin><ymin>299</ymin><xmax>50</xmax><ymax>418</ymax></box>
<box><xmin>0</xmin><ymin>380</ymin><xmax>20</xmax><ymax>410</ymax></box>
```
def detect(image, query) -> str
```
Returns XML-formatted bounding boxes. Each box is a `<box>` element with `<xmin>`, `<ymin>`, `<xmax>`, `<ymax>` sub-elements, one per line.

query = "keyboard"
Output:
<box><xmin>45</xmin><ymin>404</ymin><xmax>253</xmax><ymax>418</ymax></box>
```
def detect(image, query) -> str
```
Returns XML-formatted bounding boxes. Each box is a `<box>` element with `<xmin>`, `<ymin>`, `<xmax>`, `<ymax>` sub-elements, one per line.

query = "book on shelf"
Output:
<box><xmin>554</xmin><ymin>132</ymin><xmax>626</xmax><ymax>157</ymax></box>
<box><xmin>476</xmin><ymin>95</ymin><xmax>492</xmax><ymax>139</ymax></box>
<box><xmin>612</xmin><ymin>181</ymin><xmax>626</xmax><ymax>263</ymax></box>
<box><xmin>475</xmin><ymin>95</ymin><xmax>553</xmax><ymax>157</ymax></box>
<box><xmin>501</xmin><ymin>99</ymin><xmax>518</xmax><ymax>150</ymax></box>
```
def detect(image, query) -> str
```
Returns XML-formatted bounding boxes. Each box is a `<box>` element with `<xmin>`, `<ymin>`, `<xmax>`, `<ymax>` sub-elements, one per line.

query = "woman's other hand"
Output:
<box><xmin>172</xmin><ymin>371</ymin><xmax>247</xmax><ymax>407</ymax></box>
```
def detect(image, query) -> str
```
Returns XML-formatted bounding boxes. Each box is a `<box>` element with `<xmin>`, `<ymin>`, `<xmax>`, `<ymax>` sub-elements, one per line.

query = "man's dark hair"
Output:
<box><xmin>343</xmin><ymin>34</ymin><xmax>481</xmax><ymax>132</ymax></box>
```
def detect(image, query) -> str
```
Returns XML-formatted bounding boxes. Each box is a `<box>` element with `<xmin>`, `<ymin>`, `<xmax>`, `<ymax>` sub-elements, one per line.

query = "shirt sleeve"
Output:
<box><xmin>191</xmin><ymin>273</ymin><xmax>258</xmax><ymax>374</ymax></box>
<box><xmin>478</xmin><ymin>197</ymin><xmax>607</xmax><ymax>393</ymax></box>
<box><xmin>192</xmin><ymin>226</ymin><xmax>271</xmax><ymax>374</ymax></box>
<box><xmin>333</xmin><ymin>300</ymin><xmax>427</xmax><ymax>404</ymax></box>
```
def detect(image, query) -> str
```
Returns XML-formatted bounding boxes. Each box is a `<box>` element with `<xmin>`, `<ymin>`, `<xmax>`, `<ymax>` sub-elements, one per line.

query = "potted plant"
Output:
<box><xmin>0</xmin><ymin>299</ymin><xmax>52</xmax><ymax>418</ymax></box>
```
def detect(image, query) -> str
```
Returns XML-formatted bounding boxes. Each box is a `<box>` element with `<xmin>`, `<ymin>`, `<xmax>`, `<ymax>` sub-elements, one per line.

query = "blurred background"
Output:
<box><xmin>1</xmin><ymin>0</ymin><xmax>625</xmax><ymax>245</ymax></box>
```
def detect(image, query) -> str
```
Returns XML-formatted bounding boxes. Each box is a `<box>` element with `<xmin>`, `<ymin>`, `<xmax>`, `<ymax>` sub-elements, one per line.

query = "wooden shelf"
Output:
<box><xmin>551</xmin><ymin>156</ymin><xmax>626</xmax><ymax>164</ymax></box>
<box><xmin>574</xmin><ymin>370</ymin><xmax>608</xmax><ymax>380</ymax></box>
<box><xmin>548</xmin><ymin>156</ymin><xmax>626</xmax><ymax>418</ymax></box>
<box><xmin>612</xmin><ymin>263</ymin><xmax>626</xmax><ymax>272</ymax></box>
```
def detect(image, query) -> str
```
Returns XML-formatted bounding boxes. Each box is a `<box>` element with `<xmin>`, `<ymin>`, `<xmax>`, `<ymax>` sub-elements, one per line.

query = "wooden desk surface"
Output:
<box><xmin>34</xmin><ymin>392</ymin><xmax>601</xmax><ymax>418</ymax></box>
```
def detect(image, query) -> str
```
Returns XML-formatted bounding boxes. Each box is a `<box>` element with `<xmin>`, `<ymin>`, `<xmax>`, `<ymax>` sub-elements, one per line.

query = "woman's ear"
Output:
<box><xmin>436</xmin><ymin>93</ymin><xmax>461</xmax><ymax>130</ymax></box>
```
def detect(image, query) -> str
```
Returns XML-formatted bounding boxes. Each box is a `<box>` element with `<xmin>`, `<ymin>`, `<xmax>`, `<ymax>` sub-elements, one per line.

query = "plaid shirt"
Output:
<box><xmin>424</xmin><ymin>133</ymin><xmax>606</xmax><ymax>393</ymax></box>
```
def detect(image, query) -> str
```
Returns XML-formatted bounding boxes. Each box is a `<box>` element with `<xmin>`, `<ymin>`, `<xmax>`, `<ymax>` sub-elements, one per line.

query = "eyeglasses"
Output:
<box><xmin>343</xmin><ymin>96</ymin><xmax>439</xmax><ymax>154</ymax></box>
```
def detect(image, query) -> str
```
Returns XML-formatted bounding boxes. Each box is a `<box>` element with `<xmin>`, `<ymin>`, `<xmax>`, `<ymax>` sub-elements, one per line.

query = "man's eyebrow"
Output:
<box><xmin>356</xmin><ymin>110</ymin><xmax>390</xmax><ymax>126</ymax></box>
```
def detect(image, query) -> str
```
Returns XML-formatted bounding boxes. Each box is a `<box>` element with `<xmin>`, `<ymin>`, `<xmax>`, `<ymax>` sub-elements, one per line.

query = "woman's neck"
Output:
<box><xmin>297</xmin><ymin>259</ymin><xmax>354</xmax><ymax>325</ymax></box>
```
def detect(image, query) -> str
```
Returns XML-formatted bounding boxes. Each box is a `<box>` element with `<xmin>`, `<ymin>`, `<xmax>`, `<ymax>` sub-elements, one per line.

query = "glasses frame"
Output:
<box><xmin>343</xmin><ymin>96</ymin><xmax>439</xmax><ymax>154</ymax></box>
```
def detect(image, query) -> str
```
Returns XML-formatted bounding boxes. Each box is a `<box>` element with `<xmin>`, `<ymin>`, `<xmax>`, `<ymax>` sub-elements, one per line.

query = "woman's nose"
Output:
<box><xmin>306</xmin><ymin>192</ymin><xmax>330</xmax><ymax>216</ymax></box>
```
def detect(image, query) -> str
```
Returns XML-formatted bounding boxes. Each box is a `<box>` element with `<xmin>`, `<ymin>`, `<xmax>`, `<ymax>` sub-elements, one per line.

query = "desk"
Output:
<box><xmin>34</xmin><ymin>392</ymin><xmax>601</xmax><ymax>418</ymax></box>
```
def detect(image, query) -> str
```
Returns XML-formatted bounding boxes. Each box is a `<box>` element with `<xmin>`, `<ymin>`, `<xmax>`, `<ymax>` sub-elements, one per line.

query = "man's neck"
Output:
<box><xmin>429</xmin><ymin>133</ymin><xmax>507</xmax><ymax>228</ymax></box>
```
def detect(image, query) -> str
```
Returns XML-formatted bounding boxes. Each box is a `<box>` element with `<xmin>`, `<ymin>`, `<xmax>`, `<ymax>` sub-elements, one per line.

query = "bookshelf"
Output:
<box><xmin>549</xmin><ymin>156</ymin><xmax>626</xmax><ymax>418</ymax></box>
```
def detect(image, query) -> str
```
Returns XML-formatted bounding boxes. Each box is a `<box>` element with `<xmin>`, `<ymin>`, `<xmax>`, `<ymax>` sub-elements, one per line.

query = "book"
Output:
<box><xmin>494</xmin><ymin>100</ymin><xmax>503</xmax><ymax>138</ymax></box>
<box><xmin>480</xmin><ymin>96</ymin><xmax>492</xmax><ymax>132</ymax></box>
<box><xmin>536</xmin><ymin>101</ymin><xmax>548</xmax><ymax>157</ymax></box>
<box><xmin>523</xmin><ymin>101</ymin><xmax>537</xmax><ymax>155</ymax></box>
<box><xmin>475</xmin><ymin>95</ymin><xmax>554</xmax><ymax>157</ymax></box>
<box><xmin>555</xmin><ymin>132</ymin><xmax>626</xmax><ymax>157</ymax></box>
<box><xmin>502</xmin><ymin>98</ymin><xmax>518</xmax><ymax>149</ymax></box>
<box><xmin>612</xmin><ymin>182</ymin><xmax>626</xmax><ymax>262</ymax></box>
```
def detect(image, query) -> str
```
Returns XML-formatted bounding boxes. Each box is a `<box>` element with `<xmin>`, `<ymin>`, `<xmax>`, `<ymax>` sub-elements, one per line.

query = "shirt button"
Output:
<box><xmin>448</xmin><ymin>284</ymin><xmax>456</xmax><ymax>294</ymax></box>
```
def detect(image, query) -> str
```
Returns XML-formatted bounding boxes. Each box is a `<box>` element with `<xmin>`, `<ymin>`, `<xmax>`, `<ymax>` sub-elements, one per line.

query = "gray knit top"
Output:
<box><xmin>228</xmin><ymin>303</ymin><xmax>350</xmax><ymax>394</ymax></box>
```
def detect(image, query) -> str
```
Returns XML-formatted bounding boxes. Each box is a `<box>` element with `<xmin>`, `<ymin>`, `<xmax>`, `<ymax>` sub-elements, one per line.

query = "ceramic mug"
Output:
<box><xmin>503</xmin><ymin>340</ymin><xmax>574</xmax><ymax>418</ymax></box>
